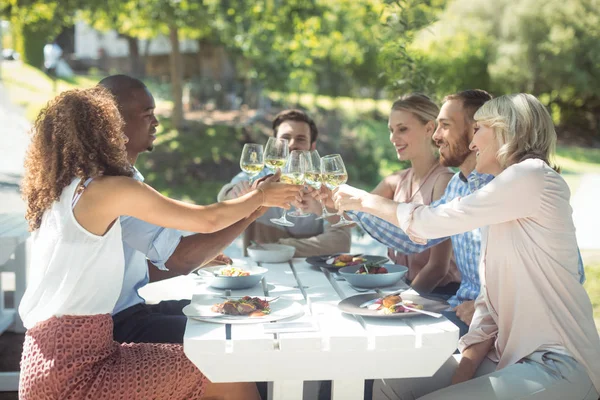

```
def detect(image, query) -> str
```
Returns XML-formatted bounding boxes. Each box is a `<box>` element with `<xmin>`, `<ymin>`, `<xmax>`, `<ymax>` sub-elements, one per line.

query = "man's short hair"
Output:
<box><xmin>443</xmin><ymin>89</ymin><xmax>493</xmax><ymax>121</ymax></box>
<box><xmin>272</xmin><ymin>109</ymin><xmax>318</xmax><ymax>143</ymax></box>
<box><xmin>98</xmin><ymin>74</ymin><xmax>147</xmax><ymax>108</ymax></box>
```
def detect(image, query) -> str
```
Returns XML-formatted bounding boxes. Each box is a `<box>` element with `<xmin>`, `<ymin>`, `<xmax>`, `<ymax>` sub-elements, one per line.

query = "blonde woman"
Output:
<box><xmin>334</xmin><ymin>94</ymin><xmax>599</xmax><ymax>399</ymax></box>
<box><xmin>362</xmin><ymin>94</ymin><xmax>460</xmax><ymax>294</ymax></box>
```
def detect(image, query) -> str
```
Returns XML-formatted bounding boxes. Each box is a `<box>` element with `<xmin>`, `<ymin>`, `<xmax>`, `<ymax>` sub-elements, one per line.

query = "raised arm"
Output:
<box><xmin>75</xmin><ymin>175</ymin><xmax>302</xmax><ymax>236</ymax></box>
<box><xmin>337</xmin><ymin>160</ymin><xmax>546</xmax><ymax>243</ymax></box>
<box><xmin>340</xmin><ymin>175</ymin><xmax>451</xmax><ymax>252</ymax></box>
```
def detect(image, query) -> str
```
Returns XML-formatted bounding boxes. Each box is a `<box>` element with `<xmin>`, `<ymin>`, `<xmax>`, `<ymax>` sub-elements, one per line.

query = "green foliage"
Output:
<box><xmin>11</xmin><ymin>19</ymin><xmax>44</xmax><ymax>67</ymax></box>
<box><xmin>137</xmin><ymin>118</ymin><xmax>247</xmax><ymax>204</ymax></box>
<box><xmin>378</xmin><ymin>0</ymin><xmax>448</xmax><ymax>95</ymax></box>
<box><xmin>81</xmin><ymin>0</ymin><xmax>211</xmax><ymax>39</ymax></box>
<box><xmin>583</xmin><ymin>258</ymin><xmax>600</xmax><ymax>327</ymax></box>
<box><xmin>2</xmin><ymin>60</ymin><xmax>100</xmax><ymax>119</ymax></box>
<box><xmin>6</xmin><ymin>0</ymin><xmax>73</xmax><ymax>67</ymax></box>
<box><xmin>406</xmin><ymin>0</ymin><xmax>600</xmax><ymax>141</ymax></box>
<box><xmin>204</xmin><ymin>0</ymin><xmax>389</xmax><ymax>96</ymax></box>
<box><xmin>339</xmin><ymin>119</ymin><xmax>409</xmax><ymax>189</ymax></box>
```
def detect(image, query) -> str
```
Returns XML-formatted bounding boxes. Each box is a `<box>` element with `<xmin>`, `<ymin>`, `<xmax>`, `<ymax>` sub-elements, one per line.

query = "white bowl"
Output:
<box><xmin>247</xmin><ymin>243</ymin><xmax>296</xmax><ymax>263</ymax></box>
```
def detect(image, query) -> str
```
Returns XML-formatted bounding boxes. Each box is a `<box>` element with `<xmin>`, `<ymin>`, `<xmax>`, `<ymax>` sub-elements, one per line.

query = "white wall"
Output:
<box><xmin>74</xmin><ymin>20</ymin><xmax>199</xmax><ymax>59</ymax></box>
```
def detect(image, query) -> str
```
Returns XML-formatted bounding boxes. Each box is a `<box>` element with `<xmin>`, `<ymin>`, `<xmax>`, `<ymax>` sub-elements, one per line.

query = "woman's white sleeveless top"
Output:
<box><xmin>19</xmin><ymin>178</ymin><xmax>124</xmax><ymax>329</ymax></box>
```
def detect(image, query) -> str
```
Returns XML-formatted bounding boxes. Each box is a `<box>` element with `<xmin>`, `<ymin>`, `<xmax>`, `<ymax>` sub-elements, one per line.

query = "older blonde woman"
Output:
<box><xmin>333</xmin><ymin>94</ymin><xmax>600</xmax><ymax>399</ymax></box>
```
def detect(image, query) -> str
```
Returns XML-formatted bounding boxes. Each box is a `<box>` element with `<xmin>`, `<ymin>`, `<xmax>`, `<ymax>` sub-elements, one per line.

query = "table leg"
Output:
<box><xmin>9</xmin><ymin>241</ymin><xmax>27</xmax><ymax>333</ymax></box>
<box><xmin>270</xmin><ymin>380</ymin><xmax>303</xmax><ymax>400</ymax></box>
<box><xmin>332</xmin><ymin>379</ymin><xmax>365</xmax><ymax>400</ymax></box>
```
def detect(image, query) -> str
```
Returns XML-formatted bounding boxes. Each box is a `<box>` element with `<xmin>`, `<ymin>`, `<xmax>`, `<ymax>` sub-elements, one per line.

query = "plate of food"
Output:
<box><xmin>305</xmin><ymin>254</ymin><xmax>389</xmax><ymax>270</ymax></box>
<box><xmin>183</xmin><ymin>295</ymin><xmax>304</xmax><ymax>324</ymax></box>
<box><xmin>196</xmin><ymin>263</ymin><xmax>268</xmax><ymax>290</ymax></box>
<box><xmin>337</xmin><ymin>291</ymin><xmax>448</xmax><ymax>318</ymax></box>
<box><xmin>338</xmin><ymin>264</ymin><xmax>408</xmax><ymax>289</ymax></box>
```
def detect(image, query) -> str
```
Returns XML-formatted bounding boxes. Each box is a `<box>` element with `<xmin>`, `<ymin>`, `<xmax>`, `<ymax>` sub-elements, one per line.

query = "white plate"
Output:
<box><xmin>183</xmin><ymin>296</ymin><xmax>304</xmax><ymax>324</ymax></box>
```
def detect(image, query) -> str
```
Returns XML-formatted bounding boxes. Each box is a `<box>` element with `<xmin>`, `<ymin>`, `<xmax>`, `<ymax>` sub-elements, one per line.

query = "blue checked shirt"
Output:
<box><xmin>348</xmin><ymin>171</ymin><xmax>586</xmax><ymax>308</ymax></box>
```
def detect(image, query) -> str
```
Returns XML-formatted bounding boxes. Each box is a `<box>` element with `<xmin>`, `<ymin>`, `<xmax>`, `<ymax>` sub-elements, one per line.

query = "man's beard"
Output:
<box><xmin>438</xmin><ymin>130</ymin><xmax>471</xmax><ymax>168</ymax></box>
<box><xmin>146</xmin><ymin>145</ymin><xmax>154</xmax><ymax>152</ymax></box>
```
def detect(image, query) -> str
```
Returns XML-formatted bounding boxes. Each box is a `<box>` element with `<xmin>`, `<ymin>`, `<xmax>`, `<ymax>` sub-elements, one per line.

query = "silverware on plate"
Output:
<box><xmin>390</xmin><ymin>302</ymin><xmax>443</xmax><ymax>318</ymax></box>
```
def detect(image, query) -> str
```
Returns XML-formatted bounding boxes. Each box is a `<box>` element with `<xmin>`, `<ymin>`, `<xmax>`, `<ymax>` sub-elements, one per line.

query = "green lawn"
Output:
<box><xmin>1</xmin><ymin>61</ymin><xmax>171</xmax><ymax>121</ymax></box>
<box><xmin>556</xmin><ymin>146</ymin><xmax>600</xmax><ymax>194</ymax></box>
<box><xmin>582</xmin><ymin>255</ymin><xmax>600</xmax><ymax>330</ymax></box>
<box><xmin>2</xmin><ymin>61</ymin><xmax>100</xmax><ymax>120</ymax></box>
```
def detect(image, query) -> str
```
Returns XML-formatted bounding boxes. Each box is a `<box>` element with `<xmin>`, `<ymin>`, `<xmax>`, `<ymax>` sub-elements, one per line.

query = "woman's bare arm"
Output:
<box><xmin>74</xmin><ymin>176</ymin><xmax>301</xmax><ymax>235</ymax></box>
<box><xmin>370</xmin><ymin>173</ymin><xmax>401</xmax><ymax>199</ymax></box>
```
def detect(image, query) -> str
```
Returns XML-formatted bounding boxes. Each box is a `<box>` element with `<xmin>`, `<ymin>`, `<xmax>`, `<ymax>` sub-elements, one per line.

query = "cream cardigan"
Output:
<box><xmin>396</xmin><ymin>158</ymin><xmax>600</xmax><ymax>392</ymax></box>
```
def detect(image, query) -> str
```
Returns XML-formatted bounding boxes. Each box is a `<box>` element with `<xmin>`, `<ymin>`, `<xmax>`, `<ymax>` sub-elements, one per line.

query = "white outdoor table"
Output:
<box><xmin>0</xmin><ymin>213</ymin><xmax>30</xmax><ymax>391</ymax></box>
<box><xmin>184</xmin><ymin>258</ymin><xmax>458</xmax><ymax>400</ymax></box>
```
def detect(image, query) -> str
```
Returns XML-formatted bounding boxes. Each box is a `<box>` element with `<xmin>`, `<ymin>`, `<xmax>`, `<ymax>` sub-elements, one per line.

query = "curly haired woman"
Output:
<box><xmin>18</xmin><ymin>86</ymin><xmax>302</xmax><ymax>400</ymax></box>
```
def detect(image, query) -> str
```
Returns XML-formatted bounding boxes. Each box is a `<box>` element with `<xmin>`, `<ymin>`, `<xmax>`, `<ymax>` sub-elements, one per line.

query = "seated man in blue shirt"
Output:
<box><xmin>342</xmin><ymin>89</ymin><xmax>585</xmax><ymax>337</ymax></box>
<box><xmin>99</xmin><ymin>75</ymin><xmax>269</xmax><ymax>344</ymax></box>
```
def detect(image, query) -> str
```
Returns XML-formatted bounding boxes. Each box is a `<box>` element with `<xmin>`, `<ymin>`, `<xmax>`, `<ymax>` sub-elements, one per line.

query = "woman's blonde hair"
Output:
<box><xmin>474</xmin><ymin>93</ymin><xmax>560</xmax><ymax>171</ymax></box>
<box><xmin>22</xmin><ymin>87</ymin><xmax>133</xmax><ymax>231</ymax></box>
<box><xmin>391</xmin><ymin>93</ymin><xmax>439</xmax><ymax>127</ymax></box>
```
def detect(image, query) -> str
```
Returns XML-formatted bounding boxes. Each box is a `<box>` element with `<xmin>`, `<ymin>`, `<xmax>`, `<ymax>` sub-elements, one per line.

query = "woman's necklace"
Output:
<box><xmin>407</xmin><ymin>163</ymin><xmax>439</xmax><ymax>202</ymax></box>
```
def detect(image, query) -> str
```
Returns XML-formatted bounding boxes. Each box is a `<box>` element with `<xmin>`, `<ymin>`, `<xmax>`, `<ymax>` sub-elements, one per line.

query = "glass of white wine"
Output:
<box><xmin>305</xmin><ymin>150</ymin><xmax>338</xmax><ymax>220</ymax></box>
<box><xmin>264</xmin><ymin>137</ymin><xmax>289</xmax><ymax>171</ymax></box>
<box><xmin>321</xmin><ymin>154</ymin><xmax>354</xmax><ymax>228</ymax></box>
<box><xmin>240</xmin><ymin>143</ymin><xmax>264</xmax><ymax>178</ymax></box>
<box><xmin>270</xmin><ymin>150</ymin><xmax>305</xmax><ymax>227</ymax></box>
<box><xmin>287</xmin><ymin>151</ymin><xmax>311</xmax><ymax>218</ymax></box>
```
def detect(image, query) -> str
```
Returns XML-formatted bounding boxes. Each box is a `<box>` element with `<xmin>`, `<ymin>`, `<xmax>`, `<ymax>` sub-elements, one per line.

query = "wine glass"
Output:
<box><xmin>321</xmin><ymin>154</ymin><xmax>354</xmax><ymax>228</ymax></box>
<box><xmin>264</xmin><ymin>137</ymin><xmax>289</xmax><ymax>171</ymax></box>
<box><xmin>240</xmin><ymin>143</ymin><xmax>264</xmax><ymax>178</ymax></box>
<box><xmin>287</xmin><ymin>151</ymin><xmax>312</xmax><ymax>218</ymax></box>
<box><xmin>305</xmin><ymin>150</ymin><xmax>338</xmax><ymax>220</ymax></box>
<box><xmin>270</xmin><ymin>150</ymin><xmax>305</xmax><ymax>227</ymax></box>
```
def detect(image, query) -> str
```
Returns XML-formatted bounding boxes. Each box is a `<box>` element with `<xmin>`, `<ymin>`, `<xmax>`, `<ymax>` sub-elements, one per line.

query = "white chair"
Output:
<box><xmin>0</xmin><ymin>213</ymin><xmax>30</xmax><ymax>391</ymax></box>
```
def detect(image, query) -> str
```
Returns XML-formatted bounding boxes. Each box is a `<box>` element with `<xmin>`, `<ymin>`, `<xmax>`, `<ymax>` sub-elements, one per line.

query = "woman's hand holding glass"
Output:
<box><xmin>332</xmin><ymin>184</ymin><xmax>370</xmax><ymax>212</ymax></box>
<box><xmin>257</xmin><ymin>177</ymin><xmax>303</xmax><ymax>210</ymax></box>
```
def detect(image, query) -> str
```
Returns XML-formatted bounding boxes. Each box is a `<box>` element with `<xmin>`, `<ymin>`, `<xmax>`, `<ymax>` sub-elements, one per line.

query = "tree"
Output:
<box><xmin>412</xmin><ymin>0</ymin><xmax>600</xmax><ymax>141</ymax></box>
<box><xmin>378</xmin><ymin>0</ymin><xmax>448</xmax><ymax>97</ymax></box>
<box><xmin>4</xmin><ymin>0</ymin><xmax>80</xmax><ymax>68</ymax></box>
<box><xmin>82</xmin><ymin>0</ymin><xmax>213</xmax><ymax>129</ymax></box>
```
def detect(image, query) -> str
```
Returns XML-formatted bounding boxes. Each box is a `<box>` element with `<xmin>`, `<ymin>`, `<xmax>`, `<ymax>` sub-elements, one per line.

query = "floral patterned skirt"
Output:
<box><xmin>20</xmin><ymin>314</ymin><xmax>207</xmax><ymax>400</ymax></box>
